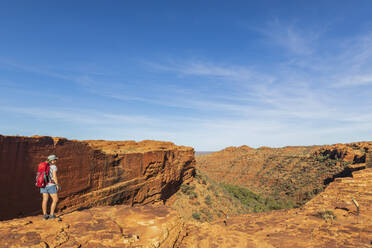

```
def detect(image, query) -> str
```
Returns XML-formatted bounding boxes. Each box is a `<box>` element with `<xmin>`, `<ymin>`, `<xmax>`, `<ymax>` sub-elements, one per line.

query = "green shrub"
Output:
<box><xmin>205</xmin><ymin>195</ymin><xmax>212</xmax><ymax>205</ymax></box>
<box><xmin>220</xmin><ymin>183</ymin><xmax>260</xmax><ymax>206</ymax></box>
<box><xmin>192</xmin><ymin>211</ymin><xmax>201</xmax><ymax>220</ymax></box>
<box><xmin>180</xmin><ymin>184</ymin><xmax>194</xmax><ymax>194</ymax></box>
<box><xmin>207</xmin><ymin>185</ymin><xmax>215</xmax><ymax>191</ymax></box>
<box><xmin>220</xmin><ymin>183</ymin><xmax>295</xmax><ymax>212</ymax></box>
<box><xmin>314</xmin><ymin>210</ymin><xmax>336</xmax><ymax>220</ymax></box>
<box><xmin>194</xmin><ymin>173</ymin><xmax>203</xmax><ymax>180</ymax></box>
<box><xmin>264</xmin><ymin>197</ymin><xmax>296</xmax><ymax>210</ymax></box>
<box><xmin>188</xmin><ymin>191</ymin><xmax>198</xmax><ymax>200</ymax></box>
<box><xmin>200</xmin><ymin>208</ymin><xmax>213</xmax><ymax>221</ymax></box>
<box><xmin>342</xmin><ymin>161</ymin><xmax>352</xmax><ymax>166</ymax></box>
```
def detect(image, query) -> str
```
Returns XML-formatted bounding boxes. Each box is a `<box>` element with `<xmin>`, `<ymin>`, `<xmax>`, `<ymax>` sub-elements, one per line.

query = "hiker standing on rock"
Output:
<box><xmin>38</xmin><ymin>155</ymin><xmax>60</xmax><ymax>220</ymax></box>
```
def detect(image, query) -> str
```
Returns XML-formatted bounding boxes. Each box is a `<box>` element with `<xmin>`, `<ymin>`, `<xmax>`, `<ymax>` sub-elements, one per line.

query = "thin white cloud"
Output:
<box><xmin>256</xmin><ymin>19</ymin><xmax>321</xmax><ymax>56</ymax></box>
<box><xmin>0</xmin><ymin>59</ymin><xmax>73</xmax><ymax>81</ymax></box>
<box><xmin>1</xmin><ymin>25</ymin><xmax>372</xmax><ymax>150</ymax></box>
<box><xmin>0</xmin><ymin>106</ymin><xmax>158</xmax><ymax>126</ymax></box>
<box><xmin>142</xmin><ymin>50</ymin><xmax>372</xmax><ymax>127</ymax></box>
<box><xmin>334</xmin><ymin>74</ymin><xmax>372</xmax><ymax>87</ymax></box>
<box><xmin>146</xmin><ymin>60</ymin><xmax>275</xmax><ymax>83</ymax></box>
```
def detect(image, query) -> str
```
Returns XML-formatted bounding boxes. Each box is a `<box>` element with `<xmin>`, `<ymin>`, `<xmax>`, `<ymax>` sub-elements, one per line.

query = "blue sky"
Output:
<box><xmin>1</xmin><ymin>1</ymin><xmax>372</xmax><ymax>150</ymax></box>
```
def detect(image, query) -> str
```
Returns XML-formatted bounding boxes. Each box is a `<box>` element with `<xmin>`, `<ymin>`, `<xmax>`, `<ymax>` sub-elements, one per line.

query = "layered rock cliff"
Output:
<box><xmin>0</xmin><ymin>135</ymin><xmax>195</xmax><ymax>220</ymax></box>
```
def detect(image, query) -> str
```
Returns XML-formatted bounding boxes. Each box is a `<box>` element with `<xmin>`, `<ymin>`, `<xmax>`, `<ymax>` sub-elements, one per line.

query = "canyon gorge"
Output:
<box><xmin>0</xmin><ymin>135</ymin><xmax>371</xmax><ymax>247</ymax></box>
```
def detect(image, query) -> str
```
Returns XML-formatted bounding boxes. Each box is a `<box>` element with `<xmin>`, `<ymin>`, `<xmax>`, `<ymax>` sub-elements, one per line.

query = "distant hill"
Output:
<box><xmin>196</xmin><ymin>142</ymin><xmax>371</xmax><ymax>205</ymax></box>
<box><xmin>195</xmin><ymin>151</ymin><xmax>215</xmax><ymax>156</ymax></box>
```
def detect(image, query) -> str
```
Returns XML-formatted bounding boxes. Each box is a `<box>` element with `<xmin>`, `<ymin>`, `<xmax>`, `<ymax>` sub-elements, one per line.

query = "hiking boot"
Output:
<box><xmin>42</xmin><ymin>214</ymin><xmax>49</xmax><ymax>220</ymax></box>
<box><xmin>49</xmin><ymin>214</ymin><xmax>57</xmax><ymax>219</ymax></box>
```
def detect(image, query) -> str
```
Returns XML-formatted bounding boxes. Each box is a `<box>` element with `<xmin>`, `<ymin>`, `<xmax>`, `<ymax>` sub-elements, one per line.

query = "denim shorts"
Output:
<box><xmin>40</xmin><ymin>185</ymin><xmax>57</xmax><ymax>194</ymax></box>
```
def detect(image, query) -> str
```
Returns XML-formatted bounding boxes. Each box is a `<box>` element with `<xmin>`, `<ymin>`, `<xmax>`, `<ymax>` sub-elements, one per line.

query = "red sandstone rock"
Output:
<box><xmin>0</xmin><ymin>205</ymin><xmax>186</xmax><ymax>248</ymax></box>
<box><xmin>313</xmin><ymin>142</ymin><xmax>370</xmax><ymax>162</ymax></box>
<box><xmin>2</xmin><ymin>139</ymin><xmax>371</xmax><ymax>248</ymax></box>
<box><xmin>180</xmin><ymin>168</ymin><xmax>372</xmax><ymax>248</ymax></box>
<box><xmin>1</xmin><ymin>168</ymin><xmax>371</xmax><ymax>247</ymax></box>
<box><xmin>0</xmin><ymin>135</ymin><xmax>195</xmax><ymax>220</ymax></box>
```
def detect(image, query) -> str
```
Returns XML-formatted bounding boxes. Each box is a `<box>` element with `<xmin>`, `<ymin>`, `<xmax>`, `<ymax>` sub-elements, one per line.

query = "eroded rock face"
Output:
<box><xmin>313</xmin><ymin>142</ymin><xmax>370</xmax><ymax>163</ymax></box>
<box><xmin>0</xmin><ymin>135</ymin><xmax>195</xmax><ymax>220</ymax></box>
<box><xmin>0</xmin><ymin>205</ymin><xmax>186</xmax><ymax>248</ymax></box>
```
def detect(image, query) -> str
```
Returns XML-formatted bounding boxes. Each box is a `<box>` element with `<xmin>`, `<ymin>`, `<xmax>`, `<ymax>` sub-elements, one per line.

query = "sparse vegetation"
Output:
<box><xmin>188</xmin><ymin>191</ymin><xmax>198</xmax><ymax>200</ymax></box>
<box><xmin>314</xmin><ymin>210</ymin><xmax>336</xmax><ymax>221</ymax></box>
<box><xmin>207</xmin><ymin>185</ymin><xmax>215</xmax><ymax>191</ymax></box>
<box><xmin>205</xmin><ymin>195</ymin><xmax>212</xmax><ymax>205</ymax></box>
<box><xmin>200</xmin><ymin>208</ymin><xmax>213</xmax><ymax>221</ymax></box>
<box><xmin>220</xmin><ymin>183</ymin><xmax>295</xmax><ymax>212</ymax></box>
<box><xmin>194</xmin><ymin>173</ymin><xmax>203</xmax><ymax>181</ymax></box>
<box><xmin>171</xmin><ymin>169</ymin><xmax>297</xmax><ymax>223</ymax></box>
<box><xmin>171</xmin><ymin>170</ymin><xmax>249</xmax><ymax>222</ymax></box>
<box><xmin>180</xmin><ymin>184</ymin><xmax>195</xmax><ymax>194</ymax></box>
<box><xmin>192</xmin><ymin>211</ymin><xmax>200</xmax><ymax>220</ymax></box>
<box><xmin>196</xmin><ymin>144</ymin><xmax>370</xmax><ymax>207</ymax></box>
<box><xmin>180</xmin><ymin>184</ymin><xmax>198</xmax><ymax>199</ymax></box>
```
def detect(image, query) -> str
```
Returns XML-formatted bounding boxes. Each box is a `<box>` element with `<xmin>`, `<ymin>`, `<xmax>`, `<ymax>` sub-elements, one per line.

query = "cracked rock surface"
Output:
<box><xmin>0</xmin><ymin>205</ymin><xmax>185</xmax><ymax>248</ymax></box>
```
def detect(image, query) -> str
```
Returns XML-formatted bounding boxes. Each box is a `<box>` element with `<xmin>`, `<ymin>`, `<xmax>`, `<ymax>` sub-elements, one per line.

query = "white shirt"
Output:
<box><xmin>46</xmin><ymin>165</ymin><xmax>57</xmax><ymax>186</ymax></box>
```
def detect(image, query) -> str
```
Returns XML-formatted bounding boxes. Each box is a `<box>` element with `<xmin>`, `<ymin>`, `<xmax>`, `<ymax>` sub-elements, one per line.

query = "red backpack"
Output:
<box><xmin>35</xmin><ymin>162</ymin><xmax>50</xmax><ymax>188</ymax></box>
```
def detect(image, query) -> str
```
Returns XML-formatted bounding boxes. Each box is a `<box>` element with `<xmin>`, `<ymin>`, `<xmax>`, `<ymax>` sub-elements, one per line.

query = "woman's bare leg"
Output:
<box><xmin>42</xmin><ymin>193</ymin><xmax>49</xmax><ymax>215</ymax></box>
<box><xmin>50</xmin><ymin>193</ymin><xmax>58</xmax><ymax>216</ymax></box>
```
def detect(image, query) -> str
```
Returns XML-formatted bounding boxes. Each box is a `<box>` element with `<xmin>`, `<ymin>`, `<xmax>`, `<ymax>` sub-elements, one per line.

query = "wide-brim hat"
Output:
<box><xmin>47</xmin><ymin>155</ymin><xmax>59</xmax><ymax>161</ymax></box>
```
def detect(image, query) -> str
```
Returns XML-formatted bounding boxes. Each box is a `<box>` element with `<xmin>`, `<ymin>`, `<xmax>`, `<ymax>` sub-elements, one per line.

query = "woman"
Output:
<box><xmin>40</xmin><ymin>154</ymin><xmax>60</xmax><ymax>220</ymax></box>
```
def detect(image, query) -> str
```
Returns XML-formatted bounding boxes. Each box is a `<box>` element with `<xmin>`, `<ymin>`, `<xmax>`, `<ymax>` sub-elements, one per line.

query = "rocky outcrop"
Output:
<box><xmin>0</xmin><ymin>205</ymin><xmax>187</xmax><ymax>248</ymax></box>
<box><xmin>196</xmin><ymin>142</ymin><xmax>372</xmax><ymax>204</ymax></box>
<box><xmin>367</xmin><ymin>151</ymin><xmax>372</xmax><ymax>168</ymax></box>
<box><xmin>181</xmin><ymin>168</ymin><xmax>372</xmax><ymax>248</ymax></box>
<box><xmin>0</xmin><ymin>135</ymin><xmax>195</xmax><ymax>220</ymax></box>
<box><xmin>313</xmin><ymin>142</ymin><xmax>370</xmax><ymax>163</ymax></box>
